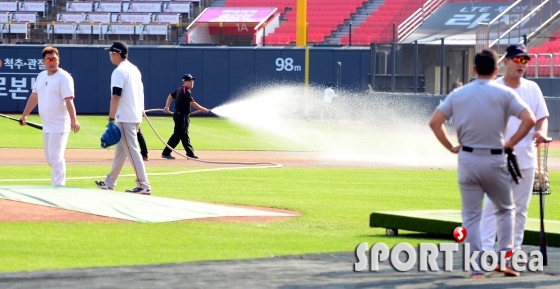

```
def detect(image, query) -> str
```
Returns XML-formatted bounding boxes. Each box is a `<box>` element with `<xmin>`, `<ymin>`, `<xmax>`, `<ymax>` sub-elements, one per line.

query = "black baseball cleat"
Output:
<box><xmin>161</xmin><ymin>154</ymin><xmax>175</xmax><ymax>160</ymax></box>
<box><xmin>188</xmin><ymin>155</ymin><xmax>199</xmax><ymax>159</ymax></box>
<box><xmin>125</xmin><ymin>187</ymin><xmax>151</xmax><ymax>195</ymax></box>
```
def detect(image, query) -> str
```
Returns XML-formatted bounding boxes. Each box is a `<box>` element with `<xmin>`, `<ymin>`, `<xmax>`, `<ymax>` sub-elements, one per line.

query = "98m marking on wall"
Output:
<box><xmin>275</xmin><ymin>58</ymin><xmax>302</xmax><ymax>72</ymax></box>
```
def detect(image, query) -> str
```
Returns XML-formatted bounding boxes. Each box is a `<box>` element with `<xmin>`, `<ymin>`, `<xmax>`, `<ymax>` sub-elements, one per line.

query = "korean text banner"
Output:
<box><xmin>0</xmin><ymin>2</ymin><xmax>17</xmax><ymax>11</ymax></box>
<box><xmin>94</xmin><ymin>2</ymin><xmax>122</xmax><ymax>13</ymax></box>
<box><xmin>111</xmin><ymin>13</ymin><xmax>152</xmax><ymax>24</ymax></box>
<box><xmin>152</xmin><ymin>14</ymin><xmax>180</xmax><ymax>24</ymax></box>
<box><xmin>0</xmin><ymin>23</ymin><xmax>28</xmax><ymax>33</ymax></box>
<box><xmin>163</xmin><ymin>3</ymin><xmax>190</xmax><ymax>13</ymax></box>
<box><xmin>128</xmin><ymin>3</ymin><xmax>162</xmax><ymax>13</ymax></box>
<box><xmin>197</xmin><ymin>8</ymin><xmax>276</xmax><ymax>23</ymax></box>
<box><xmin>18</xmin><ymin>2</ymin><xmax>46</xmax><ymax>13</ymax></box>
<box><xmin>0</xmin><ymin>54</ymin><xmax>46</xmax><ymax>101</ymax></box>
<box><xmin>66</xmin><ymin>2</ymin><xmax>93</xmax><ymax>13</ymax></box>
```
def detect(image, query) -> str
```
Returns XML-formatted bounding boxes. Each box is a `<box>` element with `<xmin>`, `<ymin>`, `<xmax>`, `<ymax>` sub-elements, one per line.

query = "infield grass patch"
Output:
<box><xmin>0</xmin><ymin>166</ymin><xmax>559</xmax><ymax>273</ymax></box>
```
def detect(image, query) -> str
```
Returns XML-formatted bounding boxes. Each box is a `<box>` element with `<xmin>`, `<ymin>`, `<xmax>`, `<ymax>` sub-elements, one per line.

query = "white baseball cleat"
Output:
<box><xmin>95</xmin><ymin>181</ymin><xmax>114</xmax><ymax>190</ymax></box>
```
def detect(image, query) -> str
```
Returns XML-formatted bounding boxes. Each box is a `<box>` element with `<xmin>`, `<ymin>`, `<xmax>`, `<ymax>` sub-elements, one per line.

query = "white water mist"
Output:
<box><xmin>212</xmin><ymin>84</ymin><xmax>456</xmax><ymax>169</ymax></box>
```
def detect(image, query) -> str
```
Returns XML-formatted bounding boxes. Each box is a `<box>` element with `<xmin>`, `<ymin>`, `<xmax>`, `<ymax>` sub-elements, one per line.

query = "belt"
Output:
<box><xmin>462</xmin><ymin>146</ymin><xmax>503</xmax><ymax>155</ymax></box>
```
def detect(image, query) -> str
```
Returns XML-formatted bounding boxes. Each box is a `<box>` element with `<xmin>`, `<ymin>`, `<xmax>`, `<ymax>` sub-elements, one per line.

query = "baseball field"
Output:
<box><xmin>1</xmin><ymin>114</ymin><xmax>559</xmax><ymax>276</ymax></box>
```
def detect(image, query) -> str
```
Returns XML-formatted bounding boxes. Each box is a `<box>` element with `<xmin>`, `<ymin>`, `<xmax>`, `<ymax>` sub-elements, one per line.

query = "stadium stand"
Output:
<box><xmin>223</xmin><ymin>0</ymin><xmax>367</xmax><ymax>44</ymax></box>
<box><xmin>339</xmin><ymin>0</ymin><xmax>425</xmax><ymax>45</ymax></box>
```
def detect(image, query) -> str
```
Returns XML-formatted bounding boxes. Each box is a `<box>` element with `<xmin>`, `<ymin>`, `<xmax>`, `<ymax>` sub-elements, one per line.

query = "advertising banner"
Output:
<box><xmin>17</xmin><ymin>1</ymin><xmax>46</xmax><ymax>13</ymax></box>
<box><xmin>0</xmin><ymin>2</ymin><xmax>17</xmax><ymax>11</ymax></box>
<box><xmin>83</xmin><ymin>13</ymin><xmax>111</xmax><ymax>23</ymax></box>
<box><xmin>94</xmin><ymin>2</ymin><xmax>122</xmax><ymax>13</ymax></box>
<box><xmin>163</xmin><ymin>3</ymin><xmax>190</xmax><ymax>13</ymax></box>
<box><xmin>56</xmin><ymin>13</ymin><xmax>84</xmax><ymax>22</ymax></box>
<box><xmin>128</xmin><ymin>2</ymin><xmax>162</xmax><ymax>13</ymax></box>
<box><xmin>151</xmin><ymin>13</ymin><xmax>180</xmax><ymax>24</ymax></box>
<box><xmin>111</xmin><ymin>13</ymin><xmax>152</xmax><ymax>24</ymax></box>
<box><xmin>65</xmin><ymin>2</ymin><xmax>93</xmax><ymax>13</ymax></box>
<box><xmin>10</xmin><ymin>13</ymin><xmax>37</xmax><ymax>23</ymax></box>
<box><xmin>198</xmin><ymin>8</ymin><xmax>275</xmax><ymax>23</ymax></box>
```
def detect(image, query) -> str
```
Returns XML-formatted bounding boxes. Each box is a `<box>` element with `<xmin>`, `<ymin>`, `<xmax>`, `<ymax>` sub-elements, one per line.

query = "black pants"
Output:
<box><xmin>162</xmin><ymin>111</ymin><xmax>195</xmax><ymax>156</ymax></box>
<box><xmin>137</xmin><ymin>128</ymin><xmax>148</xmax><ymax>158</ymax></box>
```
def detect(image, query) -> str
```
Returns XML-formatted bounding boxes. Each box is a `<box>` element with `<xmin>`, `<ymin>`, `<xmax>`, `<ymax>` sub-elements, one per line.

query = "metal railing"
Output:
<box><xmin>397</xmin><ymin>0</ymin><xmax>446</xmax><ymax>43</ymax></box>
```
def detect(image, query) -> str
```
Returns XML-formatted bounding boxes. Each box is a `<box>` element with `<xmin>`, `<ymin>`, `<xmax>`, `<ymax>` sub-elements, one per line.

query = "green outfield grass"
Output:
<box><xmin>0</xmin><ymin>116</ymin><xmax>559</xmax><ymax>273</ymax></box>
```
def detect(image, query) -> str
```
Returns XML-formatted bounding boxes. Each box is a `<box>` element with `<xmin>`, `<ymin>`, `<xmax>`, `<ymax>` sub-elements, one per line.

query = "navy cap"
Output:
<box><xmin>182</xmin><ymin>74</ymin><xmax>196</xmax><ymax>81</ymax></box>
<box><xmin>105</xmin><ymin>41</ymin><xmax>128</xmax><ymax>56</ymax></box>
<box><xmin>505</xmin><ymin>44</ymin><xmax>530</xmax><ymax>59</ymax></box>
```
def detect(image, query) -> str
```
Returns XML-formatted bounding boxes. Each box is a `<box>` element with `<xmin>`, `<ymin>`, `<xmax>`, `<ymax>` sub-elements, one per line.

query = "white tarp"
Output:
<box><xmin>0</xmin><ymin>186</ymin><xmax>294</xmax><ymax>223</ymax></box>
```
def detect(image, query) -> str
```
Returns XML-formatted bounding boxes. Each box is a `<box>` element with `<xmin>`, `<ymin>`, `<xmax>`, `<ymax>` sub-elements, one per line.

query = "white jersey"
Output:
<box><xmin>33</xmin><ymin>69</ymin><xmax>75</xmax><ymax>133</ymax></box>
<box><xmin>324</xmin><ymin>87</ymin><xmax>336</xmax><ymax>102</ymax></box>
<box><xmin>499</xmin><ymin>77</ymin><xmax>549</xmax><ymax>169</ymax></box>
<box><xmin>111</xmin><ymin>60</ymin><xmax>144</xmax><ymax>123</ymax></box>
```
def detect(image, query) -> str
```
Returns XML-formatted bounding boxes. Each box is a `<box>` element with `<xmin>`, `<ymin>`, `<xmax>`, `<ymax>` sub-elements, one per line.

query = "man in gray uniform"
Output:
<box><xmin>429</xmin><ymin>49</ymin><xmax>536</xmax><ymax>278</ymax></box>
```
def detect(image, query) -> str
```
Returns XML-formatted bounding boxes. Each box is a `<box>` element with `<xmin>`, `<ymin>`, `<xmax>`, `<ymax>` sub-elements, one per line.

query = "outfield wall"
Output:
<box><xmin>0</xmin><ymin>45</ymin><xmax>372</xmax><ymax>114</ymax></box>
<box><xmin>0</xmin><ymin>45</ymin><xmax>559</xmax><ymax>137</ymax></box>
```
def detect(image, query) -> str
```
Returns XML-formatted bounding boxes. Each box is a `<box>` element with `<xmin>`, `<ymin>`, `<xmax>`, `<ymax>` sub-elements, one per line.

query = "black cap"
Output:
<box><xmin>182</xmin><ymin>74</ymin><xmax>196</xmax><ymax>81</ymax></box>
<box><xmin>327</xmin><ymin>82</ymin><xmax>332</xmax><ymax>87</ymax></box>
<box><xmin>505</xmin><ymin>44</ymin><xmax>530</xmax><ymax>59</ymax></box>
<box><xmin>105</xmin><ymin>41</ymin><xmax>128</xmax><ymax>56</ymax></box>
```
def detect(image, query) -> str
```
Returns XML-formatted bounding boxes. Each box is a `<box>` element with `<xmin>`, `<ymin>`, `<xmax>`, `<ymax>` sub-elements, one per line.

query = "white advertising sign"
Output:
<box><xmin>94</xmin><ymin>2</ymin><xmax>122</xmax><ymax>13</ymax></box>
<box><xmin>0</xmin><ymin>2</ymin><xmax>17</xmax><ymax>12</ymax></box>
<box><xmin>56</xmin><ymin>13</ymin><xmax>83</xmax><ymax>22</ymax></box>
<box><xmin>151</xmin><ymin>13</ymin><xmax>180</xmax><ymax>24</ymax></box>
<box><xmin>163</xmin><ymin>3</ymin><xmax>190</xmax><ymax>13</ymax></box>
<box><xmin>128</xmin><ymin>2</ymin><xmax>162</xmax><ymax>13</ymax></box>
<box><xmin>0</xmin><ymin>23</ymin><xmax>28</xmax><ymax>33</ymax></box>
<box><xmin>111</xmin><ymin>13</ymin><xmax>151</xmax><ymax>24</ymax></box>
<box><xmin>48</xmin><ymin>23</ymin><xmax>75</xmax><ymax>34</ymax></box>
<box><xmin>0</xmin><ymin>14</ymin><xmax>8</xmax><ymax>22</ymax></box>
<box><xmin>83</xmin><ymin>13</ymin><xmax>111</xmax><ymax>23</ymax></box>
<box><xmin>106</xmin><ymin>24</ymin><xmax>137</xmax><ymax>35</ymax></box>
<box><xmin>10</xmin><ymin>13</ymin><xmax>37</xmax><ymax>23</ymax></box>
<box><xmin>65</xmin><ymin>2</ymin><xmax>93</xmax><ymax>12</ymax></box>
<box><xmin>75</xmin><ymin>23</ymin><xmax>107</xmax><ymax>34</ymax></box>
<box><xmin>18</xmin><ymin>2</ymin><xmax>46</xmax><ymax>13</ymax></box>
<box><xmin>138</xmin><ymin>24</ymin><xmax>168</xmax><ymax>35</ymax></box>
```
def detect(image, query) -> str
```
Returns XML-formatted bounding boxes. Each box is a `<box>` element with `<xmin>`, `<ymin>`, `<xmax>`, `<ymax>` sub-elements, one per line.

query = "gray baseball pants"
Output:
<box><xmin>458</xmin><ymin>149</ymin><xmax>515</xmax><ymax>271</ymax></box>
<box><xmin>480</xmin><ymin>167</ymin><xmax>535</xmax><ymax>252</ymax></box>
<box><xmin>103</xmin><ymin>122</ymin><xmax>151</xmax><ymax>190</ymax></box>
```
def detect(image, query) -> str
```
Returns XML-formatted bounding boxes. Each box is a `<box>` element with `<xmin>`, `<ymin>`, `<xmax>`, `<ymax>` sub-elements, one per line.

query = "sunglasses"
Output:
<box><xmin>511</xmin><ymin>57</ymin><xmax>530</xmax><ymax>64</ymax></box>
<box><xmin>43</xmin><ymin>57</ymin><xmax>59</xmax><ymax>63</ymax></box>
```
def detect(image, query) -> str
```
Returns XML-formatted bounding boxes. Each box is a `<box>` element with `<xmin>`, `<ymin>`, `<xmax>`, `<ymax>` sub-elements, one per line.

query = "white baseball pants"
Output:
<box><xmin>42</xmin><ymin>132</ymin><xmax>70</xmax><ymax>186</ymax></box>
<box><xmin>480</xmin><ymin>167</ymin><xmax>535</xmax><ymax>252</ymax></box>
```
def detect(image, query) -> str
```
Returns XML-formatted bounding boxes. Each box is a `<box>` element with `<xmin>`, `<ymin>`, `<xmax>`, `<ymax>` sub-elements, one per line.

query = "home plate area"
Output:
<box><xmin>0</xmin><ymin>186</ymin><xmax>295</xmax><ymax>223</ymax></box>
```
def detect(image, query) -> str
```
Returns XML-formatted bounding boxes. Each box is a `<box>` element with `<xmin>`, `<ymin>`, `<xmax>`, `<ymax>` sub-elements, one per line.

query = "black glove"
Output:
<box><xmin>505</xmin><ymin>148</ymin><xmax>523</xmax><ymax>184</ymax></box>
<box><xmin>101</xmin><ymin>122</ymin><xmax>121</xmax><ymax>148</ymax></box>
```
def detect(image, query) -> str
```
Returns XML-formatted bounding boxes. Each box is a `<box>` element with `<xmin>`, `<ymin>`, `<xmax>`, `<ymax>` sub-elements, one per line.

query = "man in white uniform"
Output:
<box><xmin>480</xmin><ymin>45</ymin><xmax>549</xmax><ymax>261</ymax></box>
<box><xmin>321</xmin><ymin>82</ymin><xmax>336</xmax><ymax>120</ymax></box>
<box><xmin>20</xmin><ymin>46</ymin><xmax>81</xmax><ymax>186</ymax></box>
<box><xmin>95</xmin><ymin>41</ymin><xmax>151</xmax><ymax>194</ymax></box>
